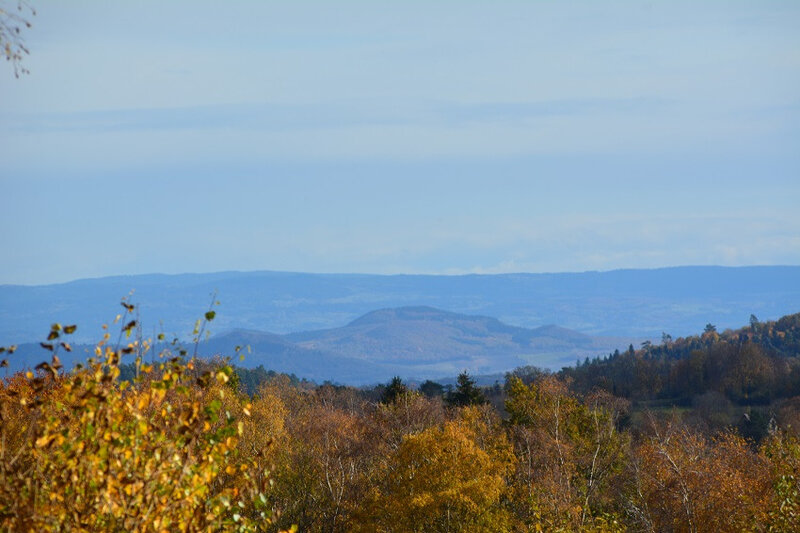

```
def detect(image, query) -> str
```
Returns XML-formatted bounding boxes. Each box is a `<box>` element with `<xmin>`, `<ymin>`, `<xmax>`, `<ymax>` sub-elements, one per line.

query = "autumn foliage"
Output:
<box><xmin>2</xmin><ymin>305</ymin><xmax>800</xmax><ymax>531</ymax></box>
<box><xmin>0</xmin><ymin>309</ymin><xmax>287</xmax><ymax>532</ymax></box>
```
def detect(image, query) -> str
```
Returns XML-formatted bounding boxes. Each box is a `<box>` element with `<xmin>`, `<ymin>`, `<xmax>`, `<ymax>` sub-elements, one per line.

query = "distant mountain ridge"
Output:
<box><xmin>5</xmin><ymin>306</ymin><xmax>636</xmax><ymax>384</ymax></box>
<box><xmin>285</xmin><ymin>306</ymin><xmax>602</xmax><ymax>364</ymax></box>
<box><xmin>203</xmin><ymin>305</ymin><xmax>636</xmax><ymax>382</ymax></box>
<box><xmin>1</xmin><ymin>266</ymin><xmax>798</xmax><ymax>347</ymax></box>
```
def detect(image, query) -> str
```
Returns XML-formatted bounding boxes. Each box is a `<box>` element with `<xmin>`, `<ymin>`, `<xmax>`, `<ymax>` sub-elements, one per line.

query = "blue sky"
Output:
<box><xmin>1</xmin><ymin>1</ymin><xmax>799</xmax><ymax>284</ymax></box>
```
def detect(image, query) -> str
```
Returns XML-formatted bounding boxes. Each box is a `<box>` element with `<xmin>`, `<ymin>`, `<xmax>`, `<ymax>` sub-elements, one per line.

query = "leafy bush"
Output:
<box><xmin>0</xmin><ymin>302</ymin><xmax>292</xmax><ymax>532</ymax></box>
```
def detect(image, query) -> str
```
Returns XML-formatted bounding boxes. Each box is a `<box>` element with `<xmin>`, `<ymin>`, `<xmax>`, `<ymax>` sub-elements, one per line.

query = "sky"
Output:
<box><xmin>1</xmin><ymin>0</ymin><xmax>799</xmax><ymax>285</ymax></box>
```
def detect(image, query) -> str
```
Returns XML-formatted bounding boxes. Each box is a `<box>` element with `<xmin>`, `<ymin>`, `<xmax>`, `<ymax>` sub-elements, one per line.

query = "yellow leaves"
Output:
<box><xmin>137</xmin><ymin>395</ymin><xmax>150</xmax><ymax>410</ymax></box>
<box><xmin>362</xmin><ymin>417</ymin><xmax>513</xmax><ymax>531</ymax></box>
<box><xmin>1</xmin><ymin>349</ymin><xmax>269</xmax><ymax>533</ymax></box>
<box><xmin>215</xmin><ymin>371</ymin><xmax>229</xmax><ymax>384</ymax></box>
<box><xmin>409</xmin><ymin>492</ymin><xmax>434</xmax><ymax>507</ymax></box>
<box><xmin>36</xmin><ymin>434</ymin><xmax>56</xmax><ymax>448</ymax></box>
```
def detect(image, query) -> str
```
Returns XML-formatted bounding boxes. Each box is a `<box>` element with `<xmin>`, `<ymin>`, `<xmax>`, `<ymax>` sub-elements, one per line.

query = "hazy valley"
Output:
<box><xmin>4</xmin><ymin>265</ymin><xmax>798</xmax><ymax>383</ymax></box>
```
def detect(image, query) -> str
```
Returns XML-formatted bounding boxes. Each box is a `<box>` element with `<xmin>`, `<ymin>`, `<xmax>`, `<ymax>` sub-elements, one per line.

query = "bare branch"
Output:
<box><xmin>1</xmin><ymin>1</ymin><xmax>35</xmax><ymax>77</ymax></box>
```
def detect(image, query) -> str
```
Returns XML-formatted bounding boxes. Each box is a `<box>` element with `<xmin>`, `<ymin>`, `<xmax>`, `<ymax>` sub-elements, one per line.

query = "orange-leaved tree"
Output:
<box><xmin>629</xmin><ymin>414</ymin><xmax>772</xmax><ymax>532</ymax></box>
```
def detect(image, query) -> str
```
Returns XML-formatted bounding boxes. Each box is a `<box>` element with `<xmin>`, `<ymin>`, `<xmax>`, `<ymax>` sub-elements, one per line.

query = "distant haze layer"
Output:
<box><xmin>1</xmin><ymin>266</ymin><xmax>797</xmax><ymax>346</ymax></box>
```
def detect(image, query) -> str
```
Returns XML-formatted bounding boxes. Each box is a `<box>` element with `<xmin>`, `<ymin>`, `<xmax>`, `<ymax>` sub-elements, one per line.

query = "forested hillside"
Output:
<box><xmin>563</xmin><ymin>312</ymin><xmax>800</xmax><ymax>404</ymax></box>
<box><xmin>3</xmin><ymin>305</ymin><xmax>800</xmax><ymax>531</ymax></box>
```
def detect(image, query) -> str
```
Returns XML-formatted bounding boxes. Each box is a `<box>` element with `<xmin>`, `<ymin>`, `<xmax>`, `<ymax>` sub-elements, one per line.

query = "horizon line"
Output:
<box><xmin>3</xmin><ymin>263</ymin><xmax>799</xmax><ymax>288</ymax></box>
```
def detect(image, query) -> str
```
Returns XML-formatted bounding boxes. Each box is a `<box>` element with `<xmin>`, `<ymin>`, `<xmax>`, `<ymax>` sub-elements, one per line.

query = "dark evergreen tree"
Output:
<box><xmin>446</xmin><ymin>371</ymin><xmax>486</xmax><ymax>407</ymax></box>
<box><xmin>419</xmin><ymin>379</ymin><xmax>445</xmax><ymax>398</ymax></box>
<box><xmin>381</xmin><ymin>376</ymin><xmax>408</xmax><ymax>404</ymax></box>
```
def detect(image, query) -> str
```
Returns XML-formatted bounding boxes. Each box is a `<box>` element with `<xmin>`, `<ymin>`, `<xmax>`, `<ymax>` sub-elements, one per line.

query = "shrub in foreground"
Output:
<box><xmin>0</xmin><ymin>311</ymin><xmax>292</xmax><ymax>532</ymax></box>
